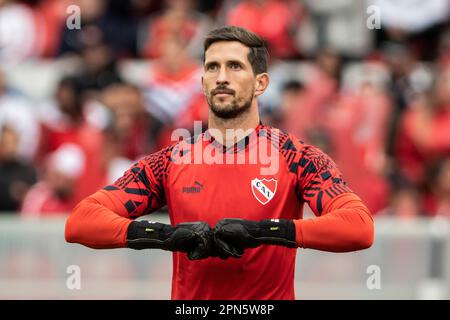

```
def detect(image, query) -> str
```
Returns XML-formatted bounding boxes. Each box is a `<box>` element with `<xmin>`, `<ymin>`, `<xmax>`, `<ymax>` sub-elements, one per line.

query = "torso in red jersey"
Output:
<box><xmin>106</xmin><ymin>124</ymin><xmax>351</xmax><ymax>299</ymax></box>
<box><xmin>167</xmin><ymin>126</ymin><xmax>302</xmax><ymax>300</ymax></box>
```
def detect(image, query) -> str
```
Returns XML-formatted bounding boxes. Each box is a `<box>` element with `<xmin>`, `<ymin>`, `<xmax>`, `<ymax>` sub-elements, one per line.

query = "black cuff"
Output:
<box><xmin>126</xmin><ymin>221</ymin><xmax>173</xmax><ymax>250</ymax></box>
<box><xmin>257</xmin><ymin>219</ymin><xmax>297</xmax><ymax>248</ymax></box>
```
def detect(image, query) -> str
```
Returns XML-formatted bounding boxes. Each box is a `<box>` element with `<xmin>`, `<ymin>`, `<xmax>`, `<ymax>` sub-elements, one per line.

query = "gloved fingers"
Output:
<box><xmin>214</xmin><ymin>236</ymin><xmax>244</xmax><ymax>259</ymax></box>
<box><xmin>215</xmin><ymin>223</ymin><xmax>254</xmax><ymax>249</ymax></box>
<box><xmin>187</xmin><ymin>232</ymin><xmax>215</xmax><ymax>260</ymax></box>
<box><xmin>169</xmin><ymin>228</ymin><xmax>198</xmax><ymax>252</ymax></box>
<box><xmin>175</xmin><ymin>221</ymin><xmax>251</xmax><ymax>260</ymax></box>
<box><xmin>187</xmin><ymin>246</ymin><xmax>208</xmax><ymax>260</ymax></box>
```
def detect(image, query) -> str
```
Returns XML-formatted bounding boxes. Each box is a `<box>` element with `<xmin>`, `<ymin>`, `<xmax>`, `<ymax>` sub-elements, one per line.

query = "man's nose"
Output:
<box><xmin>216</xmin><ymin>66</ymin><xmax>229</xmax><ymax>85</ymax></box>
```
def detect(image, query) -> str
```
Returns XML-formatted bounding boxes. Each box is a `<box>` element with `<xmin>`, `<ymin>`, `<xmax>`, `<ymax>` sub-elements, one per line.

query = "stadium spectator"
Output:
<box><xmin>300</xmin><ymin>0</ymin><xmax>371</xmax><ymax>58</ymax></box>
<box><xmin>377</xmin><ymin>185</ymin><xmax>423</xmax><ymax>219</ymax></box>
<box><xmin>57</xmin><ymin>0</ymin><xmax>136</xmax><ymax>58</ymax></box>
<box><xmin>272</xmin><ymin>80</ymin><xmax>304</xmax><ymax>130</ymax></box>
<box><xmin>21</xmin><ymin>143</ymin><xmax>85</xmax><ymax>215</ymax></box>
<box><xmin>197</xmin><ymin>0</ymin><xmax>224</xmax><ymax>17</ymax></box>
<box><xmin>394</xmin><ymin>68</ymin><xmax>450</xmax><ymax>187</ymax></box>
<box><xmin>289</xmin><ymin>50</ymin><xmax>340</xmax><ymax>138</ymax></box>
<box><xmin>101</xmin><ymin>83</ymin><xmax>154</xmax><ymax>161</ymax></box>
<box><xmin>141</xmin><ymin>35</ymin><xmax>205</xmax><ymax>148</ymax></box>
<box><xmin>372</xmin><ymin>0</ymin><xmax>449</xmax><ymax>60</ymax></box>
<box><xmin>37</xmin><ymin>76</ymin><xmax>107</xmax><ymax>204</ymax></box>
<box><xmin>0</xmin><ymin>125</ymin><xmax>37</xmax><ymax>212</ymax></box>
<box><xmin>0</xmin><ymin>69</ymin><xmax>41</xmax><ymax>161</ymax></box>
<box><xmin>73</xmin><ymin>39</ymin><xmax>123</xmax><ymax>94</ymax></box>
<box><xmin>424</xmin><ymin>157</ymin><xmax>450</xmax><ymax>217</ymax></box>
<box><xmin>437</xmin><ymin>26</ymin><xmax>450</xmax><ymax>67</ymax></box>
<box><xmin>31</xmin><ymin>0</ymin><xmax>71</xmax><ymax>58</ymax></box>
<box><xmin>381</xmin><ymin>43</ymin><xmax>434</xmax><ymax>187</ymax></box>
<box><xmin>381</xmin><ymin>43</ymin><xmax>432</xmax><ymax>115</ymax></box>
<box><xmin>225</xmin><ymin>0</ymin><xmax>304</xmax><ymax>59</ymax></box>
<box><xmin>0</xmin><ymin>0</ymin><xmax>40</xmax><ymax>63</ymax></box>
<box><xmin>324</xmin><ymin>80</ymin><xmax>392</xmax><ymax>214</ymax></box>
<box><xmin>139</xmin><ymin>0</ymin><xmax>212</xmax><ymax>60</ymax></box>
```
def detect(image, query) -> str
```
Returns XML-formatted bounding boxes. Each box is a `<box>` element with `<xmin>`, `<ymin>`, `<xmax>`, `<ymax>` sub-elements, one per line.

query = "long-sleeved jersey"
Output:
<box><xmin>65</xmin><ymin>124</ymin><xmax>374</xmax><ymax>299</ymax></box>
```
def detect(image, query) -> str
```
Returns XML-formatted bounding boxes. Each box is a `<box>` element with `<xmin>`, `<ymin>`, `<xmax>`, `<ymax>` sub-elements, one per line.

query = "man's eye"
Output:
<box><xmin>230</xmin><ymin>63</ymin><xmax>241</xmax><ymax>70</ymax></box>
<box><xmin>207</xmin><ymin>64</ymin><xmax>218</xmax><ymax>71</ymax></box>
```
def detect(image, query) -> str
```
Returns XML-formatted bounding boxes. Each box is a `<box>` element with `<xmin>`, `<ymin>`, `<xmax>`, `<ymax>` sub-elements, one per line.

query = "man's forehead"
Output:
<box><xmin>204</xmin><ymin>41</ymin><xmax>250</xmax><ymax>63</ymax></box>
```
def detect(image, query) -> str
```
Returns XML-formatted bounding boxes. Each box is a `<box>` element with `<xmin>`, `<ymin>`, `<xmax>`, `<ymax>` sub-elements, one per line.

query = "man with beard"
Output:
<box><xmin>65</xmin><ymin>26</ymin><xmax>374</xmax><ymax>299</ymax></box>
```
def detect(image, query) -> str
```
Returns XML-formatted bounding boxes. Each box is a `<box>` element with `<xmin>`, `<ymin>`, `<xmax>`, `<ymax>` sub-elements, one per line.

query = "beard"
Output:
<box><xmin>207</xmin><ymin>91</ymin><xmax>254</xmax><ymax>119</ymax></box>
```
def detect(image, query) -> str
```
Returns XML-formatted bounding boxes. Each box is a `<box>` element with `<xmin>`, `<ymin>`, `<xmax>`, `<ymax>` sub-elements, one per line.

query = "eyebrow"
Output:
<box><xmin>204</xmin><ymin>59</ymin><xmax>246</xmax><ymax>68</ymax></box>
<box><xmin>227</xmin><ymin>60</ymin><xmax>245</xmax><ymax>66</ymax></box>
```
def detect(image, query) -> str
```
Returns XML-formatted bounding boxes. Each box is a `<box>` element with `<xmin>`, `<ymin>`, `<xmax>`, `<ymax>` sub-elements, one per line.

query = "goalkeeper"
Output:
<box><xmin>65</xmin><ymin>26</ymin><xmax>374</xmax><ymax>300</ymax></box>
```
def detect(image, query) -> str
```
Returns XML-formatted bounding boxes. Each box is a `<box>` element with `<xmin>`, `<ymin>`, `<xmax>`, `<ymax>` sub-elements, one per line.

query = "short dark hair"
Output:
<box><xmin>203</xmin><ymin>26</ymin><xmax>269</xmax><ymax>75</ymax></box>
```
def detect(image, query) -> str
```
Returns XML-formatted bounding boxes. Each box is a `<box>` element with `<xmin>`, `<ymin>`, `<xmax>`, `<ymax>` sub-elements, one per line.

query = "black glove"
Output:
<box><xmin>126</xmin><ymin>220</ymin><xmax>214</xmax><ymax>260</ymax></box>
<box><xmin>213</xmin><ymin>218</ymin><xmax>297</xmax><ymax>259</ymax></box>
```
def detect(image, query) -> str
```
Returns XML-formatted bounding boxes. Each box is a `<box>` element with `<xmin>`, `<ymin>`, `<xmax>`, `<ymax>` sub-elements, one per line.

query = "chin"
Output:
<box><xmin>214</xmin><ymin>96</ymin><xmax>233</xmax><ymax>104</ymax></box>
<box><xmin>211</xmin><ymin>100</ymin><xmax>232</xmax><ymax>109</ymax></box>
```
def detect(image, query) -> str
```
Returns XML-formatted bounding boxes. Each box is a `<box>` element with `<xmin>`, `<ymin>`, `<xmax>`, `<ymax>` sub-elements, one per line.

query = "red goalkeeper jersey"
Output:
<box><xmin>65</xmin><ymin>124</ymin><xmax>373</xmax><ymax>299</ymax></box>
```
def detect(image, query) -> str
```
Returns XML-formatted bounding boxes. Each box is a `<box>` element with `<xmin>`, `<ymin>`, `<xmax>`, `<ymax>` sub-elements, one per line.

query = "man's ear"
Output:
<box><xmin>254</xmin><ymin>73</ymin><xmax>269</xmax><ymax>97</ymax></box>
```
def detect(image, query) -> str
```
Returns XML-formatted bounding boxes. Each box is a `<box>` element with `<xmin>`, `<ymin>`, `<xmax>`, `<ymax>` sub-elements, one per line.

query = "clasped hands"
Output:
<box><xmin>126</xmin><ymin>218</ymin><xmax>297</xmax><ymax>260</ymax></box>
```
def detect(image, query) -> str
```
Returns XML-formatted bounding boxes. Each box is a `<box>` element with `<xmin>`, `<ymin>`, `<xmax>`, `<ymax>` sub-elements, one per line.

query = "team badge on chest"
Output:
<box><xmin>251</xmin><ymin>178</ymin><xmax>277</xmax><ymax>205</ymax></box>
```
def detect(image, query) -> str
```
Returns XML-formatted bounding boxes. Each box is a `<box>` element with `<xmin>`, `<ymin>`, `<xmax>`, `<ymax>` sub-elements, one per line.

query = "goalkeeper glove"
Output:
<box><xmin>213</xmin><ymin>218</ymin><xmax>297</xmax><ymax>258</ymax></box>
<box><xmin>126</xmin><ymin>221</ymin><xmax>214</xmax><ymax>260</ymax></box>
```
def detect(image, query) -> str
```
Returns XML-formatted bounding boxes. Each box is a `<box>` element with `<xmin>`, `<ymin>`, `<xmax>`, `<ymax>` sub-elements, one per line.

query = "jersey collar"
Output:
<box><xmin>203</xmin><ymin>122</ymin><xmax>265</xmax><ymax>154</ymax></box>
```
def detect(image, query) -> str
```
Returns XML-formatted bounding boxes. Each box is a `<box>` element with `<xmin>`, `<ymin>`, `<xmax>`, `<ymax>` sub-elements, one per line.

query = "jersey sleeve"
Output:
<box><xmin>92</xmin><ymin>146</ymin><xmax>173</xmax><ymax>218</ymax></box>
<box><xmin>290</xmin><ymin>140</ymin><xmax>373</xmax><ymax>252</ymax></box>
<box><xmin>65</xmin><ymin>146</ymin><xmax>173</xmax><ymax>249</ymax></box>
<box><xmin>293</xmin><ymin>192</ymin><xmax>374</xmax><ymax>252</ymax></box>
<box><xmin>297</xmin><ymin>144</ymin><xmax>353</xmax><ymax>216</ymax></box>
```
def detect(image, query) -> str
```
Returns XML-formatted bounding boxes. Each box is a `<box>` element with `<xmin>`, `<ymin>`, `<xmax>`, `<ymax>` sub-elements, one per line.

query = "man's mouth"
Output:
<box><xmin>212</xmin><ymin>89</ymin><xmax>234</xmax><ymax>97</ymax></box>
<box><xmin>214</xmin><ymin>92</ymin><xmax>233</xmax><ymax>98</ymax></box>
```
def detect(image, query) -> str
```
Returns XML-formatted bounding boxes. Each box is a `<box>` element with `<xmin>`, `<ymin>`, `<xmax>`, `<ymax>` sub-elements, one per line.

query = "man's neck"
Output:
<box><xmin>207</xmin><ymin>104</ymin><xmax>260</xmax><ymax>146</ymax></box>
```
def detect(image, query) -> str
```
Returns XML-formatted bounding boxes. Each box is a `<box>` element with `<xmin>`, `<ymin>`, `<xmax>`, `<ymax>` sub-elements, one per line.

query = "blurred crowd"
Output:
<box><xmin>0</xmin><ymin>0</ymin><xmax>449</xmax><ymax>219</ymax></box>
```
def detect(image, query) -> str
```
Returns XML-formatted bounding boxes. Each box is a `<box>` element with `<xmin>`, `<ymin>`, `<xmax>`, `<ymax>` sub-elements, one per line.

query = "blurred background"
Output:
<box><xmin>0</xmin><ymin>0</ymin><xmax>450</xmax><ymax>299</ymax></box>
